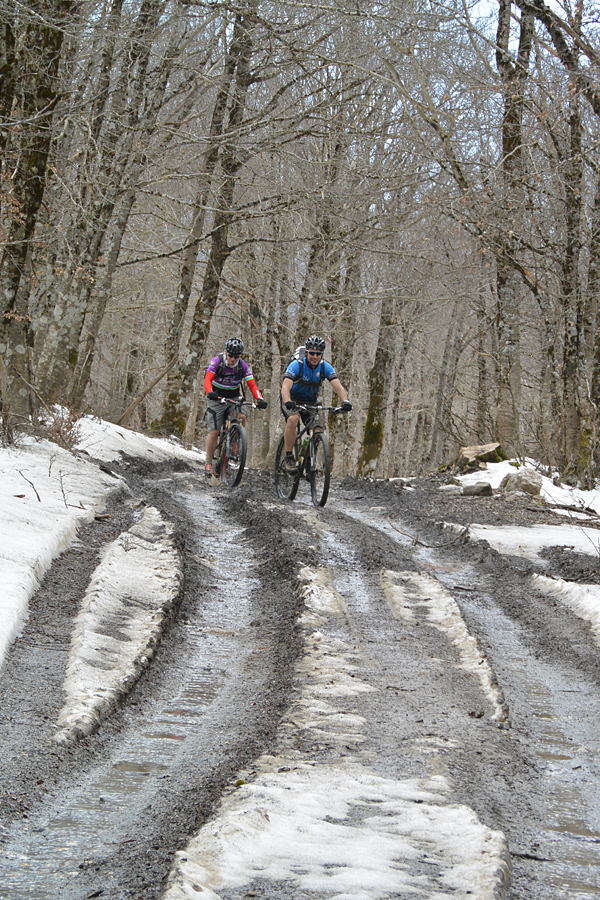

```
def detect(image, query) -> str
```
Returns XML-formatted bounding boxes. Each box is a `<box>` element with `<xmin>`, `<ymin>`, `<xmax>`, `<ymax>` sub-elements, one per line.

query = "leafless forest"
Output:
<box><xmin>2</xmin><ymin>0</ymin><xmax>600</xmax><ymax>480</ymax></box>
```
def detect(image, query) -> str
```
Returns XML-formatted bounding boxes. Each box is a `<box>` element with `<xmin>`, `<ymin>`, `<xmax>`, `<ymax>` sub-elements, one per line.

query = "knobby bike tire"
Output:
<box><xmin>221</xmin><ymin>423</ymin><xmax>247</xmax><ymax>487</ymax></box>
<box><xmin>309</xmin><ymin>432</ymin><xmax>331</xmax><ymax>507</ymax></box>
<box><xmin>274</xmin><ymin>433</ymin><xmax>300</xmax><ymax>500</ymax></box>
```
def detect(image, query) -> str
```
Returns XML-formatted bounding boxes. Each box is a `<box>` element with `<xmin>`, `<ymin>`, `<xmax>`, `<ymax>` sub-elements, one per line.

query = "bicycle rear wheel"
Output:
<box><xmin>275</xmin><ymin>434</ymin><xmax>300</xmax><ymax>500</ymax></box>
<box><xmin>309</xmin><ymin>432</ymin><xmax>331</xmax><ymax>507</ymax></box>
<box><xmin>221</xmin><ymin>423</ymin><xmax>247</xmax><ymax>487</ymax></box>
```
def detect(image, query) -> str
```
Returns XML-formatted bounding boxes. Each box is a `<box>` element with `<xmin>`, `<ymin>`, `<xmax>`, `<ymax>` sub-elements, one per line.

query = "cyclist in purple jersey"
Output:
<box><xmin>280</xmin><ymin>334</ymin><xmax>351</xmax><ymax>473</ymax></box>
<box><xmin>204</xmin><ymin>337</ymin><xmax>267</xmax><ymax>476</ymax></box>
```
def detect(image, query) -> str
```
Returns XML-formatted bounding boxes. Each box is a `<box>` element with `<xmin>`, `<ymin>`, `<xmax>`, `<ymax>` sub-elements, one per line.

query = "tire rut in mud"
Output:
<box><xmin>328</xmin><ymin>478</ymin><xmax>600</xmax><ymax>899</ymax></box>
<box><xmin>3</xmin><ymin>465</ymin><xmax>600</xmax><ymax>900</ymax></box>
<box><xmin>0</xmin><ymin>495</ymin><xmax>136</xmax><ymax>825</ymax></box>
<box><xmin>0</xmin><ymin>466</ymin><xmax>309</xmax><ymax>899</ymax></box>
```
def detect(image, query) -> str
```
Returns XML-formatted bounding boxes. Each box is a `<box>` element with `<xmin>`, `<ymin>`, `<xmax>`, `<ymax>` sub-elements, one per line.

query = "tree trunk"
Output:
<box><xmin>357</xmin><ymin>294</ymin><xmax>395</xmax><ymax>476</ymax></box>
<box><xmin>165</xmin><ymin>2</ymin><xmax>258</xmax><ymax>436</ymax></box>
<box><xmin>588</xmin><ymin>176</ymin><xmax>600</xmax><ymax>476</ymax></box>
<box><xmin>494</xmin><ymin>0</ymin><xmax>534</xmax><ymax>452</ymax></box>
<box><xmin>389</xmin><ymin>319</ymin><xmax>414</xmax><ymax>477</ymax></box>
<box><xmin>0</xmin><ymin>0</ymin><xmax>74</xmax><ymax>421</ymax></box>
<box><xmin>329</xmin><ymin>253</ymin><xmax>359</xmax><ymax>475</ymax></box>
<box><xmin>475</xmin><ymin>282</ymin><xmax>490</xmax><ymax>442</ymax></box>
<box><xmin>425</xmin><ymin>299</ymin><xmax>467</xmax><ymax>469</ymax></box>
<box><xmin>561</xmin><ymin>81</ymin><xmax>584</xmax><ymax>477</ymax></box>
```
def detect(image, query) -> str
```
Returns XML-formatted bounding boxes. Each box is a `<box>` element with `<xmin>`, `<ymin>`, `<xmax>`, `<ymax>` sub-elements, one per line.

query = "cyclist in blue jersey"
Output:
<box><xmin>280</xmin><ymin>334</ymin><xmax>352</xmax><ymax>473</ymax></box>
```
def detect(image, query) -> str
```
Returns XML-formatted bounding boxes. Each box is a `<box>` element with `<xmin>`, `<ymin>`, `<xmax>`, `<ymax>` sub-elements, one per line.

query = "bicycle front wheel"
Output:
<box><xmin>309</xmin><ymin>432</ymin><xmax>331</xmax><ymax>507</ymax></box>
<box><xmin>275</xmin><ymin>434</ymin><xmax>300</xmax><ymax>501</ymax></box>
<box><xmin>221</xmin><ymin>423</ymin><xmax>247</xmax><ymax>487</ymax></box>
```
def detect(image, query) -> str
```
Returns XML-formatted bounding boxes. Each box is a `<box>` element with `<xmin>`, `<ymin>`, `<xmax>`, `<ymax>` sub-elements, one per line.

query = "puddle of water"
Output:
<box><xmin>1</xmin><ymin>492</ymin><xmax>264</xmax><ymax>899</ymax></box>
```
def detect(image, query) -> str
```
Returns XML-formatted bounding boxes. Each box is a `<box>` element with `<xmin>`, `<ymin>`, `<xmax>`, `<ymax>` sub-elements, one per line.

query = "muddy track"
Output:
<box><xmin>1</xmin><ymin>464</ymin><xmax>600</xmax><ymax>898</ymax></box>
<box><xmin>0</xmin><ymin>465</ymin><xmax>310</xmax><ymax>899</ymax></box>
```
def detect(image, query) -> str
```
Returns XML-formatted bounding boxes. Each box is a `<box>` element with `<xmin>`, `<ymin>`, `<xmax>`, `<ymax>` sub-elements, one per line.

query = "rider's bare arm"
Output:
<box><xmin>281</xmin><ymin>377</ymin><xmax>295</xmax><ymax>406</ymax></box>
<box><xmin>329</xmin><ymin>377</ymin><xmax>348</xmax><ymax>404</ymax></box>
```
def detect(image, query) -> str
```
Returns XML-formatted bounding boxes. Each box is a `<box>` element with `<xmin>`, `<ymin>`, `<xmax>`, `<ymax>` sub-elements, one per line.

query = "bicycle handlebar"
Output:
<box><xmin>212</xmin><ymin>396</ymin><xmax>262</xmax><ymax>409</ymax></box>
<box><xmin>292</xmin><ymin>404</ymin><xmax>348</xmax><ymax>415</ymax></box>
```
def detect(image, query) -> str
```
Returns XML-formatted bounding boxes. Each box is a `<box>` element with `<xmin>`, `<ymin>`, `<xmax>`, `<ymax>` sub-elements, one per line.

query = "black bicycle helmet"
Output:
<box><xmin>225</xmin><ymin>337</ymin><xmax>244</xmax><ymax>356</ymax></box>
<box><xmin>305</xmin><ymin>334</ymin><xmax>326</xmax><ymax>352</ymax></box>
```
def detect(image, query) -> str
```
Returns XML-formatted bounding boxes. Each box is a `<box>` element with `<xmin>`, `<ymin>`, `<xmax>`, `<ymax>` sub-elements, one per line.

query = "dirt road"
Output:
<box><xmin>1</xmin><ymin>460</ymin><xmax>600</xmax><ymax>899</ymax></box>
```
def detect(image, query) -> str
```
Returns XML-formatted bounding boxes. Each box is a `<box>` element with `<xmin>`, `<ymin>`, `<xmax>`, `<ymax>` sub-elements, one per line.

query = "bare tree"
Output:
<box><xmin>0</xmin><ymin>0</ymin><xmax>75</xmax><ymax>421</ymax></box>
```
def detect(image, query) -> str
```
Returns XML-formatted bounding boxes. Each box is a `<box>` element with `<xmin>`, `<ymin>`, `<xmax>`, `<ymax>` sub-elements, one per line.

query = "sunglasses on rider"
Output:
<box><xmin>306</xmin><ymin>350</ymin><xmax>323</xmax><ymax>357</ymax></box>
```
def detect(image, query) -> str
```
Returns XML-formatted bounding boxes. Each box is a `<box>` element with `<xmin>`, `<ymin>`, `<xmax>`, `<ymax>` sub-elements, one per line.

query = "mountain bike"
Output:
<box><xmin>212</xmin><ymin>397</ymin><xmax>249</xmax><ymax>487</ymax></box>
<box><xmin>274</xmin><ymin>404</ymin><xmax>346</xmax><ymax>507</ymax></box>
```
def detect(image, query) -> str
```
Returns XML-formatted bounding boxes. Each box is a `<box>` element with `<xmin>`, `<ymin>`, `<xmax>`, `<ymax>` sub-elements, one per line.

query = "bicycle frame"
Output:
<box><xmin>212</xmin><ymin>397</ymin><xmax>251</xmax><ymax>486</ymax></box>
<box><xmin>292</xmin><ymin>405</ymin><xmax>337</xmax><ymax>469</ymax></box>
<box><xmin>275</xmin><ymin>404</ymin><xmax>344</xmax><ymax>507</ymax></box>
<box><xmin>293</xmin><ymin>411</ymin><xmax>321</xmax><ymax>474</ymax></box>
<box><xmin>216</xmin><ymin>398</ymin><xmax>247</xmax><ymax>441</ymax></box>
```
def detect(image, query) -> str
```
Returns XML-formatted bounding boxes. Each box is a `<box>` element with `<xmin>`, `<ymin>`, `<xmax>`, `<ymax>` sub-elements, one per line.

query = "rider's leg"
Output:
<box><xmin>206</xmin><ymin>429</ymin><xmax>219</xmax><ymax>461</ymax></box>
<box><xmin>284</xmin><ymin>414</ymin><xmax>299</xmax><ymax>452</ymax></box>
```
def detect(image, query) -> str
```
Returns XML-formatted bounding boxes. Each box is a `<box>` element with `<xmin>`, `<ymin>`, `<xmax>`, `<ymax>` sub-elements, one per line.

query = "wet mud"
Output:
<box><xmin>1</xmin><ymin>464</ymin><xmax>600</xmax><ymax>898</ymax></box>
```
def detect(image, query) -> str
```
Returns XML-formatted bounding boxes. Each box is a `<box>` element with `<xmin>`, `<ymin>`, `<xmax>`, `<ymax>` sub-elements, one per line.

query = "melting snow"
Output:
<box><xmin>0</xmin><ymin>419</ymin><xmax>202</xmax><ymax>672</ymax></box>
<box><xmin>533</xmin><ymin>574</ymin><xmax>600</xmax><ymax>646</ymax></box>
<box><xmin>163</xmin><ymin>566</ymin><xmax>509</xmax><ymax>899</ymax></box>
<box><xmin>0</xmin><ymin>437</ymin><xmax>120</xmax><ymax>670</ymax></box>
<box><xmin>54</xmin><ymin>506</ymin><xmax>183</xmax><ymax>743</ymax></box>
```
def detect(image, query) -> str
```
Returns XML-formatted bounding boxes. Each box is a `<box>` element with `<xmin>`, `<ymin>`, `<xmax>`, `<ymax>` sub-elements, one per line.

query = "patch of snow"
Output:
<box><xmin>457</xmin><ymin>460</ymin><xmax>523</xmax><ymax>491</ymax></box>
<box><xmin>164</xmin><ymin>761</ymin><xmax>508</xmax><ymax>900</ymax></box>
<box><xmin>467</xmin><ymin>523</ymin><xmax>600</xmax><ymax>561</ymax></box>
<box><xmin>0</xmin><ymin>438</ymin><xmax>121</xmax><ymax>672</ymax></box>
<box><xmin>0</xmin><ymin>419</ymin><xmax>202</xmax><ymax>674</ymax></box>
<box><xmin>456</xmin><ymin>457</ymin><xmax>600</xmax><ymax>516</ymax></box>
<box><xmin>533</xmin><ymin>574</ymin><xmax>600</xmax><ymax>646</ymax></box>
<box><xmin>54</xmin><ymin>506</ymin><xmax>183</xmax><ymax>743</ymax></box>
<box><xmin>550</xmin><ymin>508</ymin><xmax>596</xmax><ymax>521</ymax></box>
<box><xmin>76</xmin><ymin>416</ymin><xmax>204</xmax><ymax>464</ymax></box>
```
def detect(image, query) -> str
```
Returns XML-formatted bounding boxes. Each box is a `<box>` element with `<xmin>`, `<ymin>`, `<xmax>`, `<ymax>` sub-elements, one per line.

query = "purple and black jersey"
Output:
<box><xmin>206</xmin><ymin>355</ymin><xmax>255</xmax><ymax>397</ymax></box>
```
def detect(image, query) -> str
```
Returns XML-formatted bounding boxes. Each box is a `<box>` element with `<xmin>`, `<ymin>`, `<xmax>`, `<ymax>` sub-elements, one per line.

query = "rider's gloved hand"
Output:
<box><xmin>284</xmin><ymin>400</ymin><xmax>296</xmax><ymax>411</ymax></box>
<box><xmin>256</xmin><ymin>398</ymin><xmax>268</xmax><ymax>409</ymax></box>
<box><xmin>207</xmin><ymin>391</ymin><xmax>219</xmax><ymax>400</ymax></box>
<box><xmin>341</xmin><ymin>400</ymin><xmax>352</xmax><ymax>412</ymax></box>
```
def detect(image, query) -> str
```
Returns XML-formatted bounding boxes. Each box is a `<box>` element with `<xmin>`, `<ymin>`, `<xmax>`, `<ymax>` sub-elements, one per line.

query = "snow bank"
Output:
<box><xmin>76</xmin><ymin>416</ymin><xmax>204</xmax><ymax>464</ymax></box>
<box><xmin>0</xmin><ymin>438</ymin><xmax>121</xmax><ymax>671</ymax></box>
<box><xmin>457</xmin><ymin>457</ymin><xmax>600</xmax><ymax>515</ymax></box>
<box><xmin>0</xmin><ymin>419</ymin><xmax>202</xmax><ymax>675</ymax></box>
<box><xmin>467</xmin><ymin>522</ymin><xmax>600</xmax><ymax>561</ymax></box>
<box><xmin>54</xmin><ymin>506</ymin><xmax>183</xmax><ymax>743</ymax></box>
<box><xmin>533</xmin><ymin>574</ymin><xmax>600</xmax><ymax>646</ymax></box>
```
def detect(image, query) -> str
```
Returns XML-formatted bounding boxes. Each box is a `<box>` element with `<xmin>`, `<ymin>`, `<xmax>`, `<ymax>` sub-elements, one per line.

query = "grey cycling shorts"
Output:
<box><xmin>206</xmin><ymin>398</ymin><xmax>230</xmax><ymax>432</ymax></box>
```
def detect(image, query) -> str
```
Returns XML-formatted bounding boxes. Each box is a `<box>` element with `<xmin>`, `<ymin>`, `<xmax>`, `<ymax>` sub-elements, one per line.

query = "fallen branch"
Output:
<box><xmin>19</xmin><ymin>470</ymin><xmax>41</xmax><ymax>502</ymax></box>
<box><xmin>117</xmin><ymin>357</ymin><xmax>178</xmax><ymax>426</ymax></box>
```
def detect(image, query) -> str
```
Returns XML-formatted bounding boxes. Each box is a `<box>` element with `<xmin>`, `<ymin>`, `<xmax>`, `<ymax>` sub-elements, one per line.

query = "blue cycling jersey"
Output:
<box><xmin>284</xmin><ymin>358</ymin><xmax>337</xmax><ymax>403</ymax></box>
